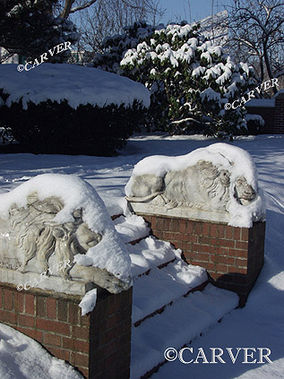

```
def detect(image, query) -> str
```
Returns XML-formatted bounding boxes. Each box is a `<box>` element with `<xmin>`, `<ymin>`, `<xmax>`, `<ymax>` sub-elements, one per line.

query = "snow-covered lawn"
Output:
<box><xmin>0</xmin><ymin>133</ymin><xmax>283</xmax><ymax>378</ymax></box>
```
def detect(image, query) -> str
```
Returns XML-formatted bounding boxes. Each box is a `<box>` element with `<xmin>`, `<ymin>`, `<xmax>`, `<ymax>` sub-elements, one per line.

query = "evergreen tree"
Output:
<box><xmin>93</xmin><ymin>21</ymin><xmax>160</xmax><ymax>73</ymax></box>
<box><xmin>94</xmin><ymin>22</ymin><xmax>257</xmax><ymax>137</ymax></box>
<box><xmin>0</xmin><ymin>0</ymin><xmax>79</xmax><ymax>62</ymax></box>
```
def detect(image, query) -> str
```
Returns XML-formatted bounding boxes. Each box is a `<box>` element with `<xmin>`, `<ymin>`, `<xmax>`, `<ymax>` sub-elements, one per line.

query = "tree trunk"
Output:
<box><xmin>263</xmin><ymin>44</ymin><xmax>277</xmax><ymax>94</ymax></box>
<box><xmin>60</xmin><ymin>0</ymin><xmax>74</xmax><ymax>19</ymax></box>
<box><xmin>259</xmin><ymin>56</ymin><xmax>264</xmax><ymax>82</ymax></box>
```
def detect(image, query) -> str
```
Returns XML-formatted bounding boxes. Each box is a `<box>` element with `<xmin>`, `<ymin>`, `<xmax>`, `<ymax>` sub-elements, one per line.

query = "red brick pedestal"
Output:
<box><xmin>0</xmin><ymin>284</ymin><xmax>132</xmax><ymax>378</ymax></box>
<box><xmin>275</xmin><ymin>91</ymin><xmax>284</xmax><ymax>131</ymax></box>
<box><xmin>141</xmin><ymin>214</ymin><xmax>265</xmax><ymax>305</ymax></box>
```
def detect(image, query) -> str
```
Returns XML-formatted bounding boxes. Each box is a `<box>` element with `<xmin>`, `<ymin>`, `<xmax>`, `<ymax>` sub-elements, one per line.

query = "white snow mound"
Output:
<box><xmin>0</xmin><ymin>63</ymin><xmax>150</xmax><ymax>110</ymax></box>
<box><xmin>79</xmin><ymin>288</ymin><xmax>97</xmax><ymax>316</ymax></box>
<box><xmin>0</xmin><ymin>323</ymin><xmax>82</xmax><ymax>378</ymax></box>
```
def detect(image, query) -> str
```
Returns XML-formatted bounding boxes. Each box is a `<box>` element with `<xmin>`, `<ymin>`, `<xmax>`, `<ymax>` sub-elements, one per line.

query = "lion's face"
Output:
<box><xmin>219</xmin><ymin>170</ymin><xmax>230</xmax><ymax>187</ymax></box>
<box><xmin>234</xmin><ymin>176</ymin><xmax>256</xmax><ymax>205</ymax></box>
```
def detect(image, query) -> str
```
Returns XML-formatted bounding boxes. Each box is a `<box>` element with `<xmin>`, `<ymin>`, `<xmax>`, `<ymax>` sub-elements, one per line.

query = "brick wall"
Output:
<box><xmin>275</xmin><ymin>92</ymin><xmax>284</xmax><ymax>131</ymax></box>
<box><xmin>89</xmin><ymin>288</ymin><xmax>132</xmax><ymax>379</ymax></box>
<box><xmin>0</xmin><ymin>284</ymin><xmax>132</xmax><ymax>378</ymax></box>
<box><xmin>141</xmin><ymin>214</ymin><xmax>265</xmax><ymax>305</ymax></box>
<box><xmin>245</xmin><ymin>91</ymin><xmax>284</xmax><ymax>134</ymax></box>
<box><xmin>246</xmin><ymin>106</ymin><xmax>275</xmax><ymax>133</ymax></box>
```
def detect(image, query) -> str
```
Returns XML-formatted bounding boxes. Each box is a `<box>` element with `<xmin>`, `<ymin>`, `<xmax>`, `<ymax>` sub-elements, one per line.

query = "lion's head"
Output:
<box><xmin>234</xmin><ymin>176</ymin><xmax>256</xmax><ymax>205</ymax></box>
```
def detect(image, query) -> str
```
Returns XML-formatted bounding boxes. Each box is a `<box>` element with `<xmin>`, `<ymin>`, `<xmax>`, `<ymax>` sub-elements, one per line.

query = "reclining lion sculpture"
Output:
<box><xmin>126</xmin><ymin>160</ymin><xmax>256</xmax><ymax>212</ymax></box>
<box><xmin>9</xmin><ymin>192</ymin><xmax>102</xmax><ymax>279</ymax></box>
<box><xmin>0</xmin><ymin>192</ymin><xmax>129</xmax><ymax>294</ymax></box>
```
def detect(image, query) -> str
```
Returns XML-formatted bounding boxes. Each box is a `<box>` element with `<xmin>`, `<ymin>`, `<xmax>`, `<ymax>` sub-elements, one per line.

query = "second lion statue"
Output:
<box><xmin>126</xmin><ymin>160</ymin><xmax>256</xmax><ymax>212</ymax></box>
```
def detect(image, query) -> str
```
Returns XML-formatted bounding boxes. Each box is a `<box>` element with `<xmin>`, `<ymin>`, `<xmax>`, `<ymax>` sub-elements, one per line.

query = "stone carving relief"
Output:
<box><xmin>6</xmin><ymin>193</ymin><xmax>101</xmax><ymax>279</ymax></box>
<box><xmin>126</xmin><ymin>160</ymin><xmax>256</xmax><ymax>217</ymax></box>
<box><xmin>0</xmin><ymin>192</ymin><xmax>128</xmax><ymax>294</ymax></box>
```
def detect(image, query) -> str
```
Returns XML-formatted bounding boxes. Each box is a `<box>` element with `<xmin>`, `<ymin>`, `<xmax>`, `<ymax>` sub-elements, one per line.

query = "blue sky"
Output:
<box><xmin>159</xmin><ymin>0</ymin><xmax>227</xmax><ymax>24</ymax></box>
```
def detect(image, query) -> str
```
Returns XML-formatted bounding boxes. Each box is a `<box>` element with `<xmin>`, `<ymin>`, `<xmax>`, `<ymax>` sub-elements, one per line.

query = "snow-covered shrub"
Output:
<box><xmin>245</xmin><ymin>114</ymin><xmax>265</xmax><ymax>135</ymax></box>
<box><xmin>0</xmin><ymin>64</ymin><xmax>150</xmax><ymax>155</ymax></box>
<box><xmin>95</xmin><ymin>21</ymin><xmax>257</xmax><ymax>137</ymax></box>
<box><xmin>0</xmin><ymin>99</ymin><xmax>146</xmax><ymax>155</ymax></box>
<box><xmin>122</xmin><ymin>23</ymin><xmax>258</xmax><ymax>136</ymax></box>
<box><xmin>93</xmin><ymin>21</ymin><xmax>160</xmax><ymax>74</ymax></box>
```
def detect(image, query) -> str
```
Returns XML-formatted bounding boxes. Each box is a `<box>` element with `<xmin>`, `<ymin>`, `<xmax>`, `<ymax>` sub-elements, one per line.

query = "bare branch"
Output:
<box><xmin>225</xmin><ymin>0</ymin><xmax>284</xmax><ymax>81</ymax></box>
<box><xmin>60</xmin><ymin>0</ymin><xmax>97</xmax><ymax>18</ymax></box>
<box><xmin>171</xmin><ymin>117</ymin><xmax>200</xmax><ymax>125</ymax></box>
<box><xmin>70</xmin><ymin>0</ymin><xmax>97</xmax><ymax>13</ymax></box>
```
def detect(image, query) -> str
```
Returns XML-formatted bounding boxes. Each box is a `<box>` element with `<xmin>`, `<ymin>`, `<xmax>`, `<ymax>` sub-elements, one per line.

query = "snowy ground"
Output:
<box><xmin>0</xmin><ymin>323</ymin><xmax>82</xmax><ymax>379</ymax></box>
<box><xmin>0</xmin><ymin>133</ymin><xmax>283</xmax><ymax>378</ymax></box>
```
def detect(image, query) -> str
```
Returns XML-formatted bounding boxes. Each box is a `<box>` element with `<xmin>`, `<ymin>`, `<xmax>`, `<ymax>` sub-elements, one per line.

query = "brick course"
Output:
<box><xmin>0</xmin><ymin>284</ymin><xmax>132</xmax><ymax>378</ymax></box>
<box><xmin>141</xmin><ymin>214</ymin><xmax>265</xmax><ymax>305</ymax></box>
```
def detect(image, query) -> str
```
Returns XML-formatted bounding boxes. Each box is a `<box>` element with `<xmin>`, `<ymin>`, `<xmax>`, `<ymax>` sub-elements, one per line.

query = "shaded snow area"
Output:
<box><xmin>0</xmin><ymin>134</ymin><xmax>283</xmax><ymax>378</ymax></box>
<box><xmin>0</xmin><ymin>323</ymin><xmax>82</xmax><ymax>379</ymax></box>
<box><xmin>123</xmin><ymin>209</ymin><xmax>236</xmax><ymax>377</ymax></box>
<box><xmin>129</xmin><ymin>238</ymin><xmax>208</xmax><ymax>324</ymax></box>
<box><xmin>0</xmin><ymin>64</ymin><xmax>150</xmax><ymax>110</ymax></box>
<box><xmin>112</xmin><ymin>212</ymin><xmax>210</xmax><ymax>330</ymax></box>
<box><xmin>125</xmin><ymin>142</ymin><xmax>265</xmax><ymax>227</ymax></box>
<box><xmin>131</xmin><ymin>285</ymin><xmax>238</xmax><ymax>378</ymax></box>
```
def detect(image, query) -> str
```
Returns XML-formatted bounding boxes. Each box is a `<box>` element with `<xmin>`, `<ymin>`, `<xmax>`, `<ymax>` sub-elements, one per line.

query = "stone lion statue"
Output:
<box><xmin>126</xmin><ymin>160</ymin><xmax>256</xmax><ymax>212</ymax></box>
<box><xmin>9</xmin><ymin>192</ymin><xmax>102</xmax><ymax>280</ymax></box>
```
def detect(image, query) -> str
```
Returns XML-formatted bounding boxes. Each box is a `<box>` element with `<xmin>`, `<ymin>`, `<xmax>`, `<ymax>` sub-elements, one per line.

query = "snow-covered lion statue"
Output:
<box><xmin>0</xmin><ymin>174</ymin><xmax>132</xmax><ymax>294</ymax></box>
<box><xmin>125</xmin><ymin>143</ymin><xmax>264</xmax><ymax>226</ymax></box>
<box><xmin>9</xmin><ymin>193</ymin><xmax>102</xmax><ymax>279</ymax></box>
<box><xmin>126</xmin><ymin>160</ymin><xmax>256</xmax><ymax>212</ymax></box>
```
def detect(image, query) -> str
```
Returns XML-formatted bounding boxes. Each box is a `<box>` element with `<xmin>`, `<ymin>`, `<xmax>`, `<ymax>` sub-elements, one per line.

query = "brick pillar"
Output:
<box><xmin>274</xmin><ymin>92</ymin><xmax>284</xmax><ymax>132</ymax></box>
<box><xmin>0</xmin><ymin>284</ymin><xmax>132</xmax><ymax>378</ymax></box>
<box><xmin>89</xmin><ymin>288</ymin><xmax>132</xmax><ymax>379</ymax></box>
<box><xmin>140</xmin><ymin>214</ymin><xmax>265</xmax><ymax>305</ymax></box>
